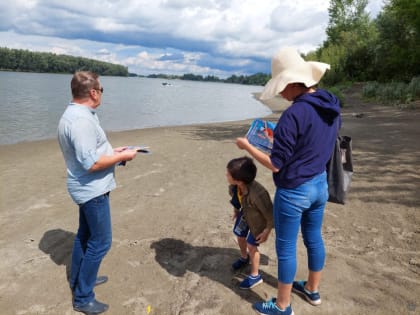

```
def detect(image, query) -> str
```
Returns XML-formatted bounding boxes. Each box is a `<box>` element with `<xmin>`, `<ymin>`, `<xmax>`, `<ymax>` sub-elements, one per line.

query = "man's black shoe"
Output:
<box><xmin>95</xmin><ymin>276</ymin><xmax>108</xmax><ymax>287</ymax></box>
<box><xmin>73</xmin><ymin>299</ymin><xmax>109</xmax><ymax>314</ymax></box>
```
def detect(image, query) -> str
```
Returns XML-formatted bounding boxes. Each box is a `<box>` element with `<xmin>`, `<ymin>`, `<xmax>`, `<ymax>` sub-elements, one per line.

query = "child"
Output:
<box><xmin>226</xmin><ymin>156</ymin><xmax>274</xmax><ymax>289</ymax></box>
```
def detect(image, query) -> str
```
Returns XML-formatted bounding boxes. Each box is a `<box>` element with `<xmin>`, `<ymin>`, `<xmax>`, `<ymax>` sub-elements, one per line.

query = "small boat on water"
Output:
<box><xmin>162</xmin><ymin>82</ymin><xmax>172</xmax><ymax>86</ymax></box>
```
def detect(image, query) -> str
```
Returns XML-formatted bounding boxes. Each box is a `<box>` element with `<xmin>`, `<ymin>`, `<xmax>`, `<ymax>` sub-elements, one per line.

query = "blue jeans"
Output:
<box><xmin>274</xmin><ymin>172</ymin><xmax>328</xmax><ymax>284</ymax></box>
<box><xmin>70</xmin><ymin>193</ymin><xmax>112</xmax><ymax>307</ymax></box>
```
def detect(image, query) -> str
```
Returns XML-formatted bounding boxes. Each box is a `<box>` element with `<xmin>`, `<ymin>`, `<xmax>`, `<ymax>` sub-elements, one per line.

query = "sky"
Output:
<box><xmin>0</xmin><ymin>0</ymin><xmax>385</xmax><ymax>78</ymax></box>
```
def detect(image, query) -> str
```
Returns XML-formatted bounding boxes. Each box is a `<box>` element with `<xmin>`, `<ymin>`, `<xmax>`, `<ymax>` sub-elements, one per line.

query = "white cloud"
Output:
<box><xmin>0</xmin><ymin>0</ymin><xmax>385</xmax><ymax>76</ymax></box>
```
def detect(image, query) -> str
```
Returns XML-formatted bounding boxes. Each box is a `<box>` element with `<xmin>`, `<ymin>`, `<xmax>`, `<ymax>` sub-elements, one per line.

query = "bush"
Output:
<box><xmin>328</xmin><ymin>86</ymin><xmax>346</xmax><ymax>107</ymax></box>
<box><xmin>363</xmin><ymin>81</ymin><xmax>380</xmax><ymax>98</ymax></box>
<box><xmin>407</xmin><ymin>77</ymin><xmax>420</xmax><ymax>99</ymax></box>
<box><xmin>378</xmin><ymin>82</ymin><xmax>406</xmax><ymax>104</ymax></box>
<box><xmin>362</xmin><ymin>79</ymin><xmax>419</xmax><ymax>107</ymax></box>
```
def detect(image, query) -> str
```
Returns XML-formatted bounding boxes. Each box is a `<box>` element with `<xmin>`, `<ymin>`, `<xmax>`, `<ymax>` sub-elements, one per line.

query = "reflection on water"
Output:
<box><xmin>0</xmin><ymin>72</ymin><xmax>271</xmax><ymax>145</ymax></box>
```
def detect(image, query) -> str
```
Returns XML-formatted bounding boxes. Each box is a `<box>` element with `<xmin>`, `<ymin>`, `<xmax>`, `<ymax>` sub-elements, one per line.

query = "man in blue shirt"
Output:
<box><xmin>58</xmin><ymin>71</ymin><xmax>138</xmax><ymax>314</ymax></box>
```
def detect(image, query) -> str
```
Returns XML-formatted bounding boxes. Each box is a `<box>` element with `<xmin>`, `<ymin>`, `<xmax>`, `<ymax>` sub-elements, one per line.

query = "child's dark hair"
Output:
<box><xmin>227</xmin><ymin>156</ymin><xmax>257</xmax><ymax>184</ymax></box>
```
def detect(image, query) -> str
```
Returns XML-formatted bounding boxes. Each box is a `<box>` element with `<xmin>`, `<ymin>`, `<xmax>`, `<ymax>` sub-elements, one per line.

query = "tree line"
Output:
<box><xmin>308</xmin><ymin>0</ymin><xmax>419</xmax><ymax>85</ymax></box>
<box><xmin>0</xmin><ymin>47</ymin><xmax>128</xmax><ymax>76</ymax></box>
<box><xmin>0</xmin><ymin>47</ymin><xmax>269</xmax><ymax>84</ymax></box>
<box><xmin>146</xmin><ymin>72</ymin><xmax>270</xmax><ymax>85</ymax></box>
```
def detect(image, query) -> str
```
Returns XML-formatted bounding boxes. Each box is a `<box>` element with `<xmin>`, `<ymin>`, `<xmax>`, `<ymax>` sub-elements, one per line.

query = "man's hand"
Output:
<box><xmin>119</xmin><ymin>148</ymin><xmax>137</xmax><ymax>162</ymax></box>
<box><xmin>113</xmin><ymin>146</ymin><xmax>128</xmax><ymax>153</ymax></box>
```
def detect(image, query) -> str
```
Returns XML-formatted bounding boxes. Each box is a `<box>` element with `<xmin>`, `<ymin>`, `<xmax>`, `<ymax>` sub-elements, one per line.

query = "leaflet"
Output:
<box><xmin>245</xmin><ymin>119</ymin><xmax>276</xmax><ymax>153</ymax></box>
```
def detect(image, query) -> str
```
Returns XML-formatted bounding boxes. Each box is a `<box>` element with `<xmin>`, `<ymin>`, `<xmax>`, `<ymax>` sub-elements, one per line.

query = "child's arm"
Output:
<box><xmin>232</xmin><ymin>208</ymin><xmax>240</xmax><ymax>220</ymax></box>
<box><xmin>256</xmin><ymin>227</ymin><xmax>272</xmax><ymax>244</ymax></box>
<box><xmin>254</xmin><ymin>189</ymin><xmax>274</xmax><ymax>244</ymax></box>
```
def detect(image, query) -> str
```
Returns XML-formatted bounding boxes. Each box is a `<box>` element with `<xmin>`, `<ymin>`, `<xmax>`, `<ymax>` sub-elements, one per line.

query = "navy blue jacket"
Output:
<box><xmin>270</xmin><ymin>89</ymin><xmax>341</xmax><ymax>188</ymax></box>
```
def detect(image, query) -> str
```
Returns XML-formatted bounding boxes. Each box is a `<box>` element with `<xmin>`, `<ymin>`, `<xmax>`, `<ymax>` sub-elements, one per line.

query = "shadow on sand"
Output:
<box><xmin>39</xmin><ymin>228</ymin><xmax>75</xmax><ymax>281</ymax></box>
<box><xmin>150</xmin><ymin>238</ymin><xmax>278</xmax><ymax>304</ymax></box>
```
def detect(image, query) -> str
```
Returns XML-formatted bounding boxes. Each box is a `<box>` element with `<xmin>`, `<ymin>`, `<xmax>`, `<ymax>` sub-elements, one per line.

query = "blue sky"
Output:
<box><xmin>0</xmin><ymin>0</ymin><xmax>384</xmax><ymax>78</ymax></box>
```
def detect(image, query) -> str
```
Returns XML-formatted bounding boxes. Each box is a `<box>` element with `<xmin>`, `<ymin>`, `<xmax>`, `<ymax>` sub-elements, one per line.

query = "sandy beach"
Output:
<box><xmin>0</xmin><ymin>90</ymin><xmax>419</xmax><ymax>315</ymax></box>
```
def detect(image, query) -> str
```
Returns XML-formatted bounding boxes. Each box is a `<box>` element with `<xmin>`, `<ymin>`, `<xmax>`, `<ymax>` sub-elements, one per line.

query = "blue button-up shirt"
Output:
<box><xmin>58</xmin><ymin>102</ymin><xmax>116</xmax><ymax>204</ymax></box>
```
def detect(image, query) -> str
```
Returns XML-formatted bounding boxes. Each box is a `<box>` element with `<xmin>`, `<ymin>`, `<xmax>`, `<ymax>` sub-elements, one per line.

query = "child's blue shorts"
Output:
<box><xmin>233</xmin><ymin>211</ymin><xmax>259</xmax><ymax>246</ymax></box>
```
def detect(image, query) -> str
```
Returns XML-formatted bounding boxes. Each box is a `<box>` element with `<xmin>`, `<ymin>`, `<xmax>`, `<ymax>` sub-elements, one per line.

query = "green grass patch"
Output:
<box><xmin>363</xmin><ymin>77</ymin><xmax>420</xmax><ymax>108</ymax></box>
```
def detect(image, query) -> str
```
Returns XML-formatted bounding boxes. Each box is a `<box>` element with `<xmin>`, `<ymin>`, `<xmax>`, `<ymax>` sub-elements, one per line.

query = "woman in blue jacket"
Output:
<box><xmin>236</xmin><ymin>47</ymin><xmax>341</xmax><ymax>315</ymax></box>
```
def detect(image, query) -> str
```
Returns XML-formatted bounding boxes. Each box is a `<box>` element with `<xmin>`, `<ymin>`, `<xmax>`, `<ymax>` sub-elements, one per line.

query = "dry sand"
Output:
<box><xmin>0</xmin><ymin>90</ymin><xmax>419</xmax><ymax>315</ymax></box>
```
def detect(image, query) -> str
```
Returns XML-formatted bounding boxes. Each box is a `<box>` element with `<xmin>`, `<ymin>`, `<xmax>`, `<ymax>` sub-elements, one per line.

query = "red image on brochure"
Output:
<box><xmin>245</xmin><ymin>119</ymin><xmax>276</xmax><ymax>153</ymax></box>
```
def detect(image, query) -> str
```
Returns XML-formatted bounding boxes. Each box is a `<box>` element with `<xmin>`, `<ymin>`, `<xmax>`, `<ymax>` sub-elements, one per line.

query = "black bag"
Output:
<box><xmin>327</xmin><ymin>135</ymin><xmax>353</xmax><ymax>204</ymax></box>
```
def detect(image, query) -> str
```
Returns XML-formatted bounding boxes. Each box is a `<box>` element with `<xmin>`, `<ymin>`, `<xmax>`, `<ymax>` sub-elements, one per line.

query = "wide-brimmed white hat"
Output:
<box><xmin>260</xmin><ymin>47</ymin><xmax>330</xmax><ymax>100</ymax></box>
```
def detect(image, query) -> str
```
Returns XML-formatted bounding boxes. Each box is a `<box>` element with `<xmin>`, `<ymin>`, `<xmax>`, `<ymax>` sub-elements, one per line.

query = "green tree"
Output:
<box><xmin>326</xmin><ymin>0</ymin><xmax>370</xmax><ymax>45</ymax></box>
<box><xmin>374</xmin><ymin>0</ymin><xmax>420</xmax><ymax>81</ymax></box>
<box><xmin>318</xmin><ymin>0</ymin><xmax>377</xmax><ymax>84</ymax></box>
<box><xmin>0</xmin><ymin>47</ymin><xmax>128</xmax><ymax>76</ymax></box>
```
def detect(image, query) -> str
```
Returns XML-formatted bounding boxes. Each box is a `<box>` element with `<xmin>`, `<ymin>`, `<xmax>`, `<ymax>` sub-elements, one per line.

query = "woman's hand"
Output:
<box><xmin>235</xmin><ymin>137</ymin><xmax>279</xmax><ymax>173</ymax></box>
<box><xmin>236</xmin><ymin>137</ymin><xmax>250</xmax><ymax>150</ymax></box>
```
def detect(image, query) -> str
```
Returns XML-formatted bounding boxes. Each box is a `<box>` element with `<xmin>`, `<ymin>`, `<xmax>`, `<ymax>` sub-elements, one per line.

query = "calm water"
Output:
<box><xmin>0</xmin><ymin>72</ymin><xmax>271</xmax><ymax>145</ymax></box>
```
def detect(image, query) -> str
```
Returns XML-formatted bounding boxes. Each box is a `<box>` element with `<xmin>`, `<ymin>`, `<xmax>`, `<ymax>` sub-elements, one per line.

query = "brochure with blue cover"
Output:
<box><xmin>246</xmin><ymin>119</ymin><xmax>276</xmax><ymax>153</ymax></box>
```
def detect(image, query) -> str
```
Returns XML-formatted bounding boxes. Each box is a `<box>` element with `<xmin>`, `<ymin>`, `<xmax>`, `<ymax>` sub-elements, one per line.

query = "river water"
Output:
<box><xmin>0</xmin><ymin>72</ymin><xmax>271</xmax><ymax>145</ymax></box>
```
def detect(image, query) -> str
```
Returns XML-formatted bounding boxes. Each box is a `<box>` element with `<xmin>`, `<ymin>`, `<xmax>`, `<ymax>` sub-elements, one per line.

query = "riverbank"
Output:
<box><xmin>0</xmin><ymin>91</ymin><xmax>419</xmax><ymax>315</ymax></box>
